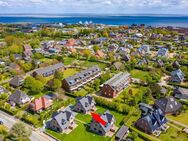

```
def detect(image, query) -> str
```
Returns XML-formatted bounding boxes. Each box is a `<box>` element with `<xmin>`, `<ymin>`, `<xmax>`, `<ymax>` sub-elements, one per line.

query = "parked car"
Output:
<box><xmin>0</xmin><ymin>120</ymin><xmax>4</xmax><ymax>125</ymax></box>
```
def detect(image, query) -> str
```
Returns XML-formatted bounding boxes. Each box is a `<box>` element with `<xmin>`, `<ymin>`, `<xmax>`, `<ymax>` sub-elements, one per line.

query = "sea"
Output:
<box><xmin>0</xmin><ymin>14</ymin><xmax>188</xmax><ymax>27</ymax></box>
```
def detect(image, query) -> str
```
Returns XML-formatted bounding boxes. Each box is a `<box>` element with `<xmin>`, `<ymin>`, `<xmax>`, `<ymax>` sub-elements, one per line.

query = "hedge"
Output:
<box><xmin>94</xmin><ymin>96</ymin><xmax>130</xmax><ymax>114</ymax></box>
<box><xmin>168</xmin><ymin>82</ymin><xmax>188</xmax><ymax>88</ymax></box>
<box><xmin>129</xmin><ymin>126</ymin><xmax>155</xmax><ymax>141</ymax></box>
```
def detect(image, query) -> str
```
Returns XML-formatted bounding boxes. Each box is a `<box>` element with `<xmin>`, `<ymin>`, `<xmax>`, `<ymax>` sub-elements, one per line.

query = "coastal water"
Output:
<box><xmin>0</xmin><ymin>15</ymin><xmax>188</xmax><ymax>27</ymax></box>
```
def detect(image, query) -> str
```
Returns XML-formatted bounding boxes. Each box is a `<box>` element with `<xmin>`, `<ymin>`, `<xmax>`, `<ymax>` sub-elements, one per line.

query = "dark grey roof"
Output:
<box><xmin>9</xmin><ymin>90</ymin><xmax>30</xmax><ymax>105</ymax></box>
<box><xmin>34</xmin><ymin>63</ymin><xmax>64</xmax><ymax>75</ymax></box>
<box><xmin>138</xmin><ymin>45</ymin><xmax>150</xmax><ymax>53</ymax></box>
<box><xmin>115</xmin><ymin>125</ymin><xmax>129</xmax><ymax>139</ymax></box>
<box><xmin>76</xmin><ymin>95</ymin><xmax>95</xmax><ymax>111</ymax></box>
<box><xmin>9</xmin><ymin>76</ymin><xmax>24</xmax><ymax>87</ymax></box>
<box><xmin>104</xmin><ymin>72</ymin><xmax>130</xmax><ymax>88</ymax></box>
<box><xmin>99</xmin><ymin>110</ymin><xmax>115</xmax><ymax>133</ymax></box>
<box><xmin>155</xmin><ymin>96</ymin><xmax>182</xmax><ymax>114</ymax></box>
<box><xmin>64</xmin><ymin>65</ymin><xmax>101</xmax><ymax>86</ymax></box>
<box><xmin>176</xmin><ymin>87</ymin><xmax>188</xmax><ymax>95</ymax></box>
<box><xmin>136</xmin><ymin>107</ymin><xmax>167</xmax><ymax>133</ymax></box>
<box><xmin>14</xmin><ymin>54</ymin><xmax>22</xmax><ymax>59</ymax></box>
<box><xmin>157</xmin><ymin>48</ymin><xmax>168</xmax><ymax>56</ymax></box>
<box><xmin>173</xmin><ymin>61</ymin><xmax>180</xmax><ymax>67</ymax></box>
<box><xmin>52</xmin><ymin>110</ymin><xmax>74</xmax><ymax>130</ymax></box>
<box><xmin>171</xmin><ymin>69</ymin><xmax>185</xmax><ymax>81</ymax></box>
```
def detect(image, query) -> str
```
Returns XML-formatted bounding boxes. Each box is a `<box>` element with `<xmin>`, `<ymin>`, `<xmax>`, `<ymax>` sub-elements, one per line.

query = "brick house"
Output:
<box><xmin>101</xmin><ymin>72</ymin><xmax>131</xmax><ymax>98</ymax></box>
<box><xmin>29</xmin><ymin>96</ymin><xmax>53</xmax><ymax>112</ymax></box>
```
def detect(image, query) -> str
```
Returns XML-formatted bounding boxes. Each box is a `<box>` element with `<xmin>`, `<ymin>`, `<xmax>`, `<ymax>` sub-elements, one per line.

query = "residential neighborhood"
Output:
<box><xmin>0</xmin><ymin>21</ymin><xmax>188</xmax><ymax>141</ymax></box>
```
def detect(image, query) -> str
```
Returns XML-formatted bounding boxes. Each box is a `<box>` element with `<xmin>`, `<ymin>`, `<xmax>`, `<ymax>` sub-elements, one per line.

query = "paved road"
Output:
<box><xmin>0</xmin><ymin>110</ymin><xmax>56</xmax><ymax>141</ymax></box>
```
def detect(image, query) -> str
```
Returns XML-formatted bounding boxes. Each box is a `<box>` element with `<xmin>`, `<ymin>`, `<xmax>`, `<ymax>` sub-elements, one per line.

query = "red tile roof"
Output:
<box><xmin>30</xmin><ymin>97</ymin><xmax>52</xmax><ymax>112</ymax></box>
<box><xmin>95</xmin><ymin>50</ymin><xmax>105</xmax><ymax>58</ymax></box>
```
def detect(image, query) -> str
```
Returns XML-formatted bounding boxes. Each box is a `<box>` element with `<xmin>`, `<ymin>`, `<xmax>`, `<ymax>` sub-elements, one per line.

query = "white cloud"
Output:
<box><xmin>0</xmin><ymin>1</ymin><xmax>9</xmax><ymax>6</ymax></box>
<box><xmin>0</xmin><ymin>0</ymin><xmax>188</xmax><ymax>14</ymax></box>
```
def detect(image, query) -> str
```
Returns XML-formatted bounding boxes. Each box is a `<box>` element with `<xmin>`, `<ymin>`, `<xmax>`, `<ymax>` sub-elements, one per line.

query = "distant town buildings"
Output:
<box><xmin>174</xmin><ymin>87</ymin><xmax>188</xmax><ymax>100</ymax></box>
<box><xmin>171</xmin><ymin>69</ymin><xmax>185</xmax><ymax>83</ymax></box>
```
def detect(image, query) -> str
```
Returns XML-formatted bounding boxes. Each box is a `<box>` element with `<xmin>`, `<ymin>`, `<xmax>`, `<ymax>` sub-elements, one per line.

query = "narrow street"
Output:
<box><xmin>0</xmin><ymin>110</ymin><xmax>57</xmax><ymax>141</ymax></box>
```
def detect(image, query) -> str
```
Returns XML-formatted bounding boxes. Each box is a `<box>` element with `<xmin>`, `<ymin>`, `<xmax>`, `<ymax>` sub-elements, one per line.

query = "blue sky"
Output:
<box><xmin>0</xmin><ymin>0</ymin><xmax>188</xmax><ymax>14</ymax></box>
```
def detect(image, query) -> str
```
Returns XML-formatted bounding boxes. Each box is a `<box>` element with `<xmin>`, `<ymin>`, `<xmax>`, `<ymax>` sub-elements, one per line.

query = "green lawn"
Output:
<box><xmin>80</xmin><ymin>61</ymin><xmax>107</xmax><ymax>70</ymax></box>
<box><xmin>96</xmin><ymin>106</ymin><xmax>125</xmax><ymax>127</ymax></box>
<box><xmin>76</xmin><ymin>113</ymin><xmax>91</xmax><ymax>124</ymax></box>
<box><xmin>130</xmin><ymin>69</ymin><xmax>151</xmax><ymax>82</ymax></box>
<box><xmin>74</xmin><ymin>88</ymin><xmax>88</xmax><ymax>97</ymax></box>
<box><xmin>63</xmin><ymin>68</ymin><xmax>80</xmax><ymax>78</ymax></box>
<box><xmin>75</xmin><ymin>106</ymin><xmax>125</xmax><ymax>126</ymax></box>
<box><xmin>167</xmin><ymin>110</ymin><xmax>188</xmax><ymax>126</ymax></box>
<box><xmin>46</xmin><ymin>105</ymin><xmax>125</xmax><ymax>141</ymax></box>
<box><xmin>159</xmin><ymin>126</ymin><xmax>188</xmax><ymax>141</ymax></box>
<box><xmin>114</xmin><ymin>84</ymin><xmax>149</xmax><ymax>104</ymax></box>
<box><xmin>39</xmin><ymin>58</ymin><xmax>52</xmax><ymax>63</ymax></box>
<box><xmin>63</xmin><ymin>57</ymin><xmax>76</xmax><ymax>65</ymax></box>
<box><xmin>0</xmin><ymin>125</ymin><xmax>7</xmax><ymax>138</ymax></box>
<box><xmin>46</xmin><ymin>122</ymin><xmax>110</xmax><ymax>141</ymax></box>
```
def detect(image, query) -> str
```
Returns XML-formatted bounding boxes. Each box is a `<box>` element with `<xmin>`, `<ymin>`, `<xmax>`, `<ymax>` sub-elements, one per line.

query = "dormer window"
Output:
<box><xmin>62</xmin><ymin>119</ymin><xmax>66</xmax><ymax>125</ymax></box>
<box><xmin>170</xmin><ymin>104</ymin><xmax>173</xmax><ymax>109</ymax></box>
<box><xmin>85</xmin><ymin>102</ymin><xmax>89</xmax><ymax>107</ymax></box>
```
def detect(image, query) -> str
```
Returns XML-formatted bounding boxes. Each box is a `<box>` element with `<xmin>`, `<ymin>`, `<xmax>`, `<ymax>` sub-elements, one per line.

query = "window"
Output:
<box><xmin>170</xmin><ymin>104</ymin><xmax>173</xmax><ymax>109</ymax></box>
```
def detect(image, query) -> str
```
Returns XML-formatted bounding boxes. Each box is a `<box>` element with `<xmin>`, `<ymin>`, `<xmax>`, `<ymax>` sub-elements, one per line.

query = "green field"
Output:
<box><xmin>74</xmin><ymin>88</ymin><xmax>88</xmax><ymax>97</ymax></box>
<box><xmin>80</xmin><ymin>61</ymin><xmax>107</xmax><ymax>69</ymax></box>
<box><xmin>63</xmin><ymin>57</ymin><xmax>76</xmax><ymax>65</ymax></box>
<box><xmin>159</xmin><ymin>126</ymin><xmax>188</xmax><ymax>141</ymax></box>
<box><xmin>130</xmin><ymin>69</ymin><xmax>151</xmax><ymax>82</ymax></box>
<box><xmin>46</xmin><ymin>122</ymin><xmax>110</xmax><ymax>141</ymax></box>
<box><xmin>63</xmin><ymin>68</ymin><xmax>80</xmax><ymax>78</ymax></box>
<box><xmin>114</xmin><ymin>84</ymin><xmax>148</xmax><ymax>104</ymax></box>
<box><xmin>76</xmin><ymin>113</ymin><xmax>91</xmax><ymax>124</ymax></box>
<box><xmin>167</xmin><ymin>110</ymin><xmax>188</xmax><ymax>126</ymax></box>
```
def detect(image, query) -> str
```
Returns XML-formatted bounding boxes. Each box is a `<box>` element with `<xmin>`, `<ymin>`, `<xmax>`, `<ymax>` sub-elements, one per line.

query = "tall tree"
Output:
<box><xmin>5</xmin><ymin>122</ymin><xmax>31</xmax><ymax>141</ymax></box>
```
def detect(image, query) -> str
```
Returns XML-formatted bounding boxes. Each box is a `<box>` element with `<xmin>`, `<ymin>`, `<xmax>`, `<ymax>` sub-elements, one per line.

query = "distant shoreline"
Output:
<box><xmin>1</xmin><ymin>14</ymin><xmax>188</xmax><ymax>18</ymax></box>
<box><xmin>0</xmin><ymin>15</ymin><xmax>188</xmax><ymax>27</ymax></box>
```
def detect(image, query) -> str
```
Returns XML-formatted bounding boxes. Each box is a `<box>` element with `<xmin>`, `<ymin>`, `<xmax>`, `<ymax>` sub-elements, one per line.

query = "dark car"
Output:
<box><xmin>0</xmin><ymin>120</ymin><xmax>4</xmax><ymax>125</ymax></box>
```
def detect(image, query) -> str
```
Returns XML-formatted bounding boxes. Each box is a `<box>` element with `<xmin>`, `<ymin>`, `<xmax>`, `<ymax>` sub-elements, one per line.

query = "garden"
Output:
<box><xmin>46</xmin><ymin>105</ymin><xmax>125</xmax><ymax>141</ymax></box>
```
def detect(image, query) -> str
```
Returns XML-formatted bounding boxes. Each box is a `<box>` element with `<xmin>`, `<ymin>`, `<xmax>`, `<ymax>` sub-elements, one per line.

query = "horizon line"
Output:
<box><xmin>1</xmin><ymin>13</ymin><xmax>188</xmax><ymax>16</ymax></box>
